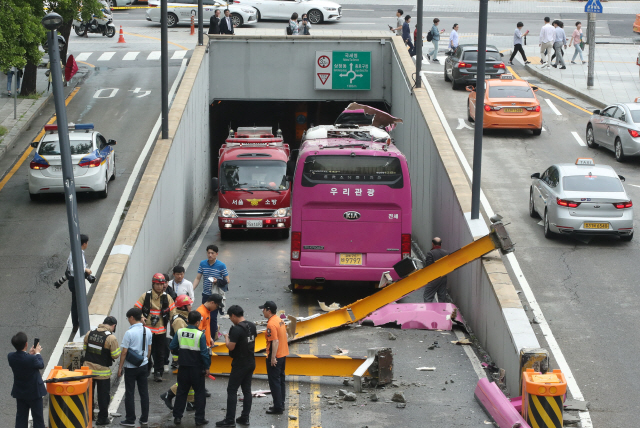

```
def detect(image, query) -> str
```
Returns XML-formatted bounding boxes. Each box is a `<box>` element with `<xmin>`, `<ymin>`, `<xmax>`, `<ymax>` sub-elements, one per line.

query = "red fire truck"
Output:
<box><xmin>213</xmin><ymin>127</ymin><xmax>291</xmax><ymax>240</ymax></box>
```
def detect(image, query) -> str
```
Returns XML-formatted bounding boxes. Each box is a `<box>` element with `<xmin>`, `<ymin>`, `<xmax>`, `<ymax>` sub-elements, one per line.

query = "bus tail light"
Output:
<box><xmin>291</xmin><ymin>232</ymin><xmax>301</xmax><ymax>260</ymax></box>
<box><xmin>401</xmin><ymin>234</ymin><xmax>411</xmax><ymax>259</ymax></box>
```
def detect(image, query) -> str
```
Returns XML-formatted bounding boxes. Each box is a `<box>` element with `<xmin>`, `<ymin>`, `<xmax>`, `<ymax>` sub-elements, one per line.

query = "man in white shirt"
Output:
<box><xmin>168</xmin><ymin>265</ymin><xmax>194</xmax><ymax>300</ymax></box>
<box><xmin>552</xmin><ymin>21</ymin><xmax>567</xmax><ymax>69</ymax></box>
<box><xmin>539</xmin><ymin>16</ymin><xmax>555</xmax><ymax>67</ymax></box>
<box><xmin>449</xmin><ymin>23</ymin><xmax>459</xmax><ymax>53</ymax></box>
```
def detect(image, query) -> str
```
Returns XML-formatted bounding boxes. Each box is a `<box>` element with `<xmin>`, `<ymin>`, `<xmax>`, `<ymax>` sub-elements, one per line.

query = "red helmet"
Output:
<box><xmin>175</xmin><ymin>295</ymin><xmax>194</xmax><ymax>308</ymax></box>
<box><xmin>152</xmin><ymin>273</ymin><xmax>166</xmax><ymax>283</ymax></box>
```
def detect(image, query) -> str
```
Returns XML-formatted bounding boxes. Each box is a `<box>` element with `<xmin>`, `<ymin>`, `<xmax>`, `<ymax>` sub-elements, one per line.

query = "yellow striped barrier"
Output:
<box><xmin>521</xmin><ymin>368</ymin><xmax>567</xmax><ymax>428</ymax></box>
<box><xmin>46</xmin><ymin>366</ymin><xmax>93</xmax><ymax>428</ymax></box>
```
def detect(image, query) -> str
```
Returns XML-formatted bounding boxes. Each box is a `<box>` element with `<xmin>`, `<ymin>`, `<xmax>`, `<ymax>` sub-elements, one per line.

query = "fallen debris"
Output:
<box><xmin>563</xmin><ymin>413</ymin><xmax>580</xmax><ymax>426</ymax></box>
<box><xmin>328</xmin><ymin>400</ymin><xmax>336</xmax><ymax>405</ymax></box>
<box><xmin>339</xmin><ymin>389</ymin><xmax>347</xmax><ymax>397</ymax></box>
<box><xmin>391</xmin><ymin>392</ymin><xmax>406</xmax><ymax>403</ymax></box>
<box><xmin>251</xmin><ymin>390</ymin><xmax>271</xmax><ymax>397</ymax></box>
<box><xmin>396</xmin><ymin>403</ymin><xmax>406</xmax><ymax>409</ymax></box>
<box><xmin>388</xmin><ymin>332</ymin><xmax>397</xmax><ymax>340</ymax></box>
<box><xmin>335</xmin><ymin>347</ymin><xmax>349</xmax><ymax>355</ymax></box>
<box><xmin>344</xmin><ymin>393</ymin><xmax>357</xmax><ymax>401</ymax></box>
<box><xmin>416</xmin><ymin>367</ymin><xmax>436</xmax><ymax>371</ymax></box>
<box><xmin>369</xmin><ymin>393</ymin><xmax>379</xmax><ymax>402</ymax></box>
<box><xmin>363</xmin><ymin>302</ymin><xmax>465</xmax><ymax>330</ymax></box>
<box><xmin>564</xmin><ymin>400</ymin><xmax>590</xmax><ymax>411</ymax></box>
<box><xmin>319</xmin><ymin>301</ymin><xmax>341</xmax><ymax>312</ymax></box>
<box><xmin>452</xmin><ymin>338</ymin><xmax>472</xmax><ymax>345</ymax></box>
<box><xmin>288</xmin><ymin>415</ymin><xmax>297</xmax><ymax>421</ymax></box>
<box><xmin>343</xmin><ymin>378</ymin><xmax>351</xmax><ymax>386</ymax></box>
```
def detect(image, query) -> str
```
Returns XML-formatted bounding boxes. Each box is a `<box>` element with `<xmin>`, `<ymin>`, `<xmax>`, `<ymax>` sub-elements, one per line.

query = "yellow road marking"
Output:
<box><xmin>123</xmin><ymin>31</ymin><xmax>190</xmax><ymax>50</ymax></box>
<box><xmin>0</xmin><ymin>87</ymin><xmax>81</xmax><ymax>193</ymax></box>
<box><xmin>308</xmin><ymin>307</ymin><xmax>322</xmax><ymax>428</ymax></box>
<box><xmin>507</xmin><ymin>66</ymin><xmax>594</xmax><ymax>115</ymax></box>
<box><xmin>78</xmin><ymin>61</ymin><xmax>95</xmax><ymax>68</ymax></box>
<box><xmin>288</xmin><ymin>375</ymin><xmax>299</xmax><ymax>428</ymax></box>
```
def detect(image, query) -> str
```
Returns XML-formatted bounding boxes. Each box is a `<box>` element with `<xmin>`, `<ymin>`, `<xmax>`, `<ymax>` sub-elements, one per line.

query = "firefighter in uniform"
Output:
<box><xmin>160</xmin><ymin>295</ymin><xmax>196</xmax><ymax>411</ymax></box>
<box><xmin>169</xmin><ymin>310</ymin><xmax>210</xmax><ymax>426</ymax></box>
<box><xmin>83</xmin><ymin>316</ymin><xmax>121</xmax><ymax>425</ymax></box>
<box><xmin>135</xmin><ymin>273</ymin><xmax>176</xmax><ymax>382</ymax></box>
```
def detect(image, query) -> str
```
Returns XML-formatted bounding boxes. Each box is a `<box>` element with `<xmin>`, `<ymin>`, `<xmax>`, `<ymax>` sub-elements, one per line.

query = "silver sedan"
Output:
<box><xmin>529</xmin><ymin>159</ymin><xmax>633</xmax><ymax>241</ymax></box>
<box><xmin>586</xmin><ymin>102</ymin><xmax>640</xmax><ymax>162</ymax></box>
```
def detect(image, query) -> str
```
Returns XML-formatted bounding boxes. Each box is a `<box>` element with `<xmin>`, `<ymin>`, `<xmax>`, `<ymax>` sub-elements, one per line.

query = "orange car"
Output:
<box><xmin>467</xmin><ymin>74</ymin><xmax>542</xmax><ymax>135</ymax></box>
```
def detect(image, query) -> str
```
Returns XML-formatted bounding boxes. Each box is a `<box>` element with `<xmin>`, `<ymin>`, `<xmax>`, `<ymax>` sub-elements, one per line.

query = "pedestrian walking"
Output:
<box><xmin>168</xmin><ymin>265</ymin><xmax>195</xmax><ymax>300</ymax></box>
<box><xmin>134</xmin><ymin>273</ymin><xmax>177</xmax><ymax>382</ymax></box>
<box><xmin>509</xmin><ymin>22</ymin><xmax>530</xmax><ymax>65</ymax></box>
<box><xmin>402</xmin><ymin>15</ymin><xmax>415</xmax><ymax>57</ymax></box>
<box><xmin>261</xmin><ymin>301</ymin><xmax>289</xmax><ymax>415</ymax></box>
<box><xmin>117</xmin><ymin>307</ymin><xmax>152</xmax><ymax>427</ymax></box>
<box><xmin>8</xmin><ymin>332</ymin><xmax>46</xmax><ymax>428</ymax></box>
<box><xmin>388</xmin><ymin>9</ymin><xmax>404</xmax><ymax>36</ymax></box>
<box><xmin>289</xmin><ymin>13</ymin><xmax>299</xmax><ymax>35</ymax></box>
<box><xmin>449</xmin><ymin>23</ymin><xmax>459</xmax><ymax>53</ymax></box>
<box><xmin>539</xmin><ymin>17</ymin><xmax>555</xmax><ymax>67</ymax></box>
<box><xmin>422</xmin><ymin>237</ymin><xmax>450</xmax><ymax>303</ymax></box>
<box><xmin>220</xmin><ymin>9</ymin><xmax>235</xmax><ymax>35</ymax></box>
<box><xmin>552</xmin><ymin>20</ymin><xmax>567</xmax><ymax>69</ymax></box>
<box><xmin>170</xmin><ymin>310</ymin><xmax>211</xmax><ymax>426</ymax></box>
<box><xmin>216</xmin><ymin>305</ymin><xmax>257</xmax><ymax>427</ymax></box>
<box><xmin>208</xmin><ymin>9</ymin><xmax>221</xmax><ymax>34</ymax></box>
<box><xmin>570</xmin><ymin>21</ymin><xmax>586</xmax><ymax>64</ymax></box>
<box><xmin>197</xmin><ymin>294</ymin><xmax>224</xmax><ymax>347</ymax></box>
<box><xmin>83</xmin><ymin>316</ymin><xmax>121</xmax><ymax>425</ymax></box>
<box><xmin>6</xmin><ymin>68</ymin><xmax>22</xmax><ymax>97</ymax></box>
<box><xmin>427</xmin><ymin>18</ymin><xmax>445</xmax><ymax>62</ymax></box>
<box><xmin>300</xmin><ymin>13</ymin><xmax>311</xmax><ymax>35</ymax></box>
<box><xmin>55</xmin><ymin>233</ymin><xmax>92</xmax><ymax>332</ymax></box>
<box><xmin>193</xmin><ymin>244</ymin><xmax>230</xmax><ymax>334</ymax></box>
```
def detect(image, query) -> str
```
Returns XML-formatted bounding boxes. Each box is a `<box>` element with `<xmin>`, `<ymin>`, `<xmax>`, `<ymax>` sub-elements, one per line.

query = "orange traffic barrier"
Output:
<box><xmin>634</xmin><ymin>14</ymin><xmax>640</xmax><ymax>33</ymax></box>
<box><xmin>190</xmin><ymin>15</ymin><xmax>195</xmax><ymax>35</ymax></box>
<box><xmin>117</xmin><ymin>25</ymin><xmax>126</xmax><ymax>43</ymax></box>
<box><xmin>521</xmin><ymin>368</ymin><xmax>567</xmax><ymax>428</ymax></box>
<box><xmin>46</xmin><ymin>366</ymin><xmax>93</xmax><ymax>428</ymax></box>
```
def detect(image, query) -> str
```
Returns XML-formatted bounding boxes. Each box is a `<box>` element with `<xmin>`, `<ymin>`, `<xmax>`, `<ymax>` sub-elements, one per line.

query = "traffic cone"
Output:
<box><xmin>190</xmin><ymin>16</ymin><xmax>195</xmax><ymax>35</ymax></box>
<box><xmin>117</xmin><ymin>25</ymin><xmax>126</xmax><ymax>43</ymax></box>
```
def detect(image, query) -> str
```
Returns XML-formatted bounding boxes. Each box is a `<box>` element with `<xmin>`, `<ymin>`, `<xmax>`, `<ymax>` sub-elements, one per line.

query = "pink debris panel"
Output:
<box><xmin>363</xmin><ymin>303</ymin><xmax>465</xmax><ymax>331</ymax></box>
<box><xmin>474</xmin><ymin>378</ymin><xmax>530</xmax><ymax>428</ymax></box>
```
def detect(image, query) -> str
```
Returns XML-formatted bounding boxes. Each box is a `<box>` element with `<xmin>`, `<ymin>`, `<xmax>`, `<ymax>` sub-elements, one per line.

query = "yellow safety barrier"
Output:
<box><xmin>46</xmin><ymin>366</ymin><xmax>93</xmax><ymax>428</ymax></box>
<box><xmin>521</xmin><ymin>368</ymin><xmax>567</xmax><ymax>428</ymax></box>
<box><xmin>211</xmin><ymin>220</ymin><xmax>514</xmax><ymax>354</ymax></box>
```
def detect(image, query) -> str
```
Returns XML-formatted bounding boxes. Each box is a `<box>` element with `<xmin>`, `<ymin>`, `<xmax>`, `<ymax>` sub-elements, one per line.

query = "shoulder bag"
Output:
<box><xmin>125</xmin><ymin>326</ymin><xmax>147</xmax><ymax>367</ymax></box>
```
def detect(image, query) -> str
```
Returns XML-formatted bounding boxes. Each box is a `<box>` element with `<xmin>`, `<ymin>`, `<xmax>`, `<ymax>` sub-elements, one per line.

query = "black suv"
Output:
<box><xmin>444</xmin><ymin>44</ymin><xmax>505</xmax><ymax>90</ymax></box>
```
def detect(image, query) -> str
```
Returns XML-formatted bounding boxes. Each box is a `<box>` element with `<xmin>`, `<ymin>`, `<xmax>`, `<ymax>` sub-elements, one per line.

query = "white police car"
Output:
<box><xmin>28</xmin><ymin>123</ymin><xmax>116</xmax><ymax>200</ymax></box>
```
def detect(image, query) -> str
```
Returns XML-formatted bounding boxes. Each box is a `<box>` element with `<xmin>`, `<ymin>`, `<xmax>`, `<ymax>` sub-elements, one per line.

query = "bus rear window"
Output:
<box><xmin>301</xmin><ymin>155</ymin><xmax>403</xmax><ymax>188</ymax></box>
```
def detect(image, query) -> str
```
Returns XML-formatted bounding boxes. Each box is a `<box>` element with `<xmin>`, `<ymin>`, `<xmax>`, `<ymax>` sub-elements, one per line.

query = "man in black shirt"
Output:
<box><xmin>216</xmin><ymin>305</ymin><xmax>256</xmax><ymax>427</ymax></box>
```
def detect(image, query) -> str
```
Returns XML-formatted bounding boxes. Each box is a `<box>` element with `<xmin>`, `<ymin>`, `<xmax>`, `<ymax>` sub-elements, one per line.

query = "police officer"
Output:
<box><xmin>82</xmin><ymin>316</ymin><xmax>121</xmax><ymax>425</ymax></box>
<box><xmin>135</xmin><ymin>273</ymin><xmax>176</xmax><ymax>382</ymax></box>
<box><xmin>169</xmin><ymin>311</ymin><xmax>210</xmax><ymax>426</ymax></box>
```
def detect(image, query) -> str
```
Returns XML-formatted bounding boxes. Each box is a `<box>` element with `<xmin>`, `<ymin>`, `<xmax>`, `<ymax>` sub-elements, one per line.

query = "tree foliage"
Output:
<box><xmin>0</xmin><ymin>0</ymin><xmax>46</xmax><ymax>73</ymax></box>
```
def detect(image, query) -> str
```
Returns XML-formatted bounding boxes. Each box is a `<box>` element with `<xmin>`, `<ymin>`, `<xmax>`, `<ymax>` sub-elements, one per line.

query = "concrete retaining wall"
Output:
<box><xmin>88</xmin><ymin>46</ymin><xmax>211</xmax><ymax>336</ymax></box>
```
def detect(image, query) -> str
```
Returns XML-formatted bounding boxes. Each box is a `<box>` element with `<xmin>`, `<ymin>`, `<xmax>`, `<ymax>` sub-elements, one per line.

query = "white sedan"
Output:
<box><xmin>28</xmin><ymin>124</ymin><xmax>116</xmax><ymax>200</ymax></box>
<box><xmin>234</xmin><ymin>0</ymin><xmax>341</xmax><ymax>24</ymax></box>
<box><xmin>146</xmin><ymin>0</ymin><xmax>257</xmax><ymax>27</ymax></box>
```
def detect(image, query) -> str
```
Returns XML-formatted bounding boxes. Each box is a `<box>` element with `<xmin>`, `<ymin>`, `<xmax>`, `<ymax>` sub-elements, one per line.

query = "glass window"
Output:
<box><xmin>630</xmin><ymin>110</ymin><xmax>640</xmax><ymax>123</ymax></box>
<box><xmin>220</xmin><ymin>160</ymin><xmax>289</xmax><ymax>191</ymax></box>
<box><xmin>301</xmin><ymin>155</ymin><xmax>404</xmax><ymax>188</ymax></box>
<box><xmin>548</xmin><ymin>168</ymin><xmax>559</xmax><ymax>188</ymax></box>
<box><xmin>540</xmin><ymin>168</ymin><xmax>550</xmax><ymax>185</ymax></box>
<box><xmin>613</xmin><ymin>108</ymin><xmax>626</xmax><ymax>122</ymax></box>
<box><xmin>562</xmin><ymin>175</ymin><xmax>624</xmax><ymax>192</ymax></box>
<box><xmin>38</xmin><ymin>140</ymin><xmax>93</xmax><ymax>156</ymax></box>
<box><xmin>602</xmin><ymin>107</ymin><xmax>617</xmax><ymax>118</ymax></box>
<box><xmin>462</xmin><ymin>51</ymin><xmax>502</xmax><ymax>62</ymax></box>
<box><xmin>489</xmin><ymin>85</ymin><xmax>535</xmax><ymax>99</ymax></box>
<box><xmin>97</xmin><ymin>135</ymin><xmax>107</xmax><ymax>151</ymax></box>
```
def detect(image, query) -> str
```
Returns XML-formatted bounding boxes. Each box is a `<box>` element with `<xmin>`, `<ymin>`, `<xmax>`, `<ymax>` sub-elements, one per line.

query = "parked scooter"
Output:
<box><xmin>72</xmin><ymin>4</ymin><xmax>116</xmax><ymax>38</ymax></box>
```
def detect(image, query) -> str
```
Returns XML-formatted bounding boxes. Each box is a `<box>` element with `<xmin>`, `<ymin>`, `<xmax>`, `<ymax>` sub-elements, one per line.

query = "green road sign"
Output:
<box><xmin>315</xmin><ymin>51</ymin><xmax>371</xmax><ymax>90</ymax></box>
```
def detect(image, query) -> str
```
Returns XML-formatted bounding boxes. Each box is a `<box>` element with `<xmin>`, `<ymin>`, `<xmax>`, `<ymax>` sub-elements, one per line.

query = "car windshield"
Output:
<box><xmin>221</xmin><ymin>160</ymin><xmax>289</xmax><ymax>190</ymax></box>
<box><xmin>462</xmin><ymin>51</ymin><xmax>501</xmax><ymax>62</ymax></box>
<box><xmin>38</xmin><ymin>140</ymin><xmax>93</xmax><ymax>156</ymax></box>
<box><xmin>489</xmin><ymin>85</ymin><xmax>535</xmax><ymax>98</ymax></box>
<box><xmin>630</xmin><ymin>110</ymin><xmax>640</xmax><ymax>123</ymax></box>
<box><xmin>562</xmin><ymin>175</ymin><xmax>624</xmax><ymax>192</ymax></box>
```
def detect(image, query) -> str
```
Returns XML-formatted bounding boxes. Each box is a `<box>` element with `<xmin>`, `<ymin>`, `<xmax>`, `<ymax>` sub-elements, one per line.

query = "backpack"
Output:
<box><xmin>427</xmin><ymin>30</ymin><xmax>433</xmax><ymax>42</ymax></box>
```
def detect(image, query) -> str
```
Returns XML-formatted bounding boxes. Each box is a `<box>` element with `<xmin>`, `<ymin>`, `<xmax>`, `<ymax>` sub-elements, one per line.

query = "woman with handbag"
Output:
<box><xmin>570</xmin><ymin>21</ymin><xmax>587</xmax><ymax>64</ymax></box>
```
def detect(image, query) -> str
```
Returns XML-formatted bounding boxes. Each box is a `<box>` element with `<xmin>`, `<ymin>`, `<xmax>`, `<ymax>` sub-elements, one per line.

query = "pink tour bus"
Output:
<box><xmin>290</xmin><ymin>105</ymin><xmax>411</xmax><ymax>289</ymax></box>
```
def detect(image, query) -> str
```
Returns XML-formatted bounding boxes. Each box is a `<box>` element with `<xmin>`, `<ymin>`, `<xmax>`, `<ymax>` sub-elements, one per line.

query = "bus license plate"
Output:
<box><xmin>503</xmin><ymin>108</ymin><xmax>523</xmax><ymax>113</ymax></box>
<box><xmin>584</xmin><ymin>222</ymin><xmax>609</xmax><ymax>229</ymax></box>
<box><xmin>339</xmin><ymin>253</ymin><xmax>362</xmax><ymax>265</ymax></box>
<box><xmin>246</xmin><ymin>220</ymin><xmax>263</xmax><ymax>228</ymax></box>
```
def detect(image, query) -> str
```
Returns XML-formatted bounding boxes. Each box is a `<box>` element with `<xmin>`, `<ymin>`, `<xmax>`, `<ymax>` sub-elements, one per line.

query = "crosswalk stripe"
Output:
<box><xmin>171</xmin><ymin>50</ymin><xmax>187</xmax><ymax>60</ymax></box>
<box><xmin>147</xmin><ymin>51</ymin><xmax>161</xmax><ymax>60</ymax></box>
<box><xmin>123</xmin><ymin>52</ymin><xmax>140</xmax><ymax>61</ymax></box>
<box><xmin>97</xmin><ymin>52</ymin><xmax>115</xmax><ymax>61</ymax></box>
<box><xmin>75</xmin><ymin>52</ymin><xmax>92</xmax><ymax>62</ymax></box>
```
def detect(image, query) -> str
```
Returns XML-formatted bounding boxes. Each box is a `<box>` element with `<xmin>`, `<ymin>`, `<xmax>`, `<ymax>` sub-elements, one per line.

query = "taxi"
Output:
<box><xmin>467</xmin><ymin>74</ymin><xmax>542</xmax><ymax>135</ymax></box>
<box><xmin>529</xmin><ymin>158</ymin><xmax>633</xmax><ymax>241</ymax></box>
<box><xmin>28</xmin><ymin>123</ymin><xmax>116</xmax><ymax>200</ymax></box>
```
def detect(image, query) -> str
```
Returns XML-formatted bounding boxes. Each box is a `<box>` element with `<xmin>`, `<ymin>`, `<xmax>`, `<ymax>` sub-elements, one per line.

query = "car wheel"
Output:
<box><xmin>280</xmin><ymin>229</ymin><xmax>290</xmax><ymax>240</ymax></box>
<box><xmin>586</xmin><ymin>124</ymin><xmax>598</xmax><ymax>148</ymax></box>
<box><xmin>621</xmin><ymin>232</ymin><xmax>634</xmax><ymax>242</ymax></box>
<box><xmin>615</xmin><ymin>138</ymin><xmax>625</xmax><ymax>162</ymax></box>
<box><xmin>444</xmin><ymin>66</ymin><xmax>451</xmax><ymax>82</ymax></box>
<box><xmin>74</xmin><ymin>25</ymin><xmax>87</xmax><ymax>37</ymax></box>
<box><xmin>451</xmin><ymin>77</ymin><xmax>459</xmax><ymax>90</ymax></box>
<box><xmin>543</xmin><ymin>209</ymin><xmax>556</xmax><ymax>239</ymax></box>
<box><xmin>231</xmin><ymin>13</ymin><xmax>243</xmax><ymax>27</ymax></box>
<box><xmin>308</xmin><ymin>9</ymin><xmax>323</xmax><ymax>24</ymax></box>
<box><xmin>467</xmin><ymin>100</ymin><xmax>474</xmax><ymax>122</ymax></box>
<box><xmin>529</xmin><ymin>189</ymin><xmax>539</xmax><ymax>218</ymax></box>
<box><xmin>29</xmin><ymin>192</ymin><xmax>39</xmax><ymax>201</ymax></box>
<box><xmin>167</xmin><ymin>13</ymin><xmax>178</xmax><ymax>28</ymax></box>
<box><xmin>110</xmin><ymin>154</ymin><xmax>116</xmax><ymax>181</ymax></box>
<box><xmin>220</xmin><ymin>229</ymin><xmax>231</xmax><ymax>240</ymax></box>
<box><xmin>98</xmin><ymin>174</ymin><xmax>108</xmax><ymax>199</ymax></box>
<box><xmin>532</xmin><ymin>128</ymin><xmax>542</xmax><ymax>136</ymax></box>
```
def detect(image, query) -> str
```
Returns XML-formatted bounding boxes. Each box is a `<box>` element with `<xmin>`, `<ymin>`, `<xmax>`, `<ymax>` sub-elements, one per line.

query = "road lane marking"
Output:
<box><xmin>97</xmin><ymin>52</ymin><xmax>116</xmax><ymax>61</ymax></box>
<box><xmin>571</xmin><ymin>131</ymin><xmax>586</xmax><ymax>146</ymax></box>
<box><xmin>629</xmin><ymin>184</ymin><xmax>640</xmax><ymax>188</ymax></box>
<box><xmin>308</xmin><ymin>308</ymin><xmax>322</xmax><ymax>428</ymax></box>
<box><xmin>124</xmin><ymin>31</ymin><xmax>190</xmax><ymax>50</ymax></box>
<box><xmin>288</xmin><ymin>375</ymin><xmax>300</xmax><ymax>428</ymax></box>
<box><xmin>0</xmin><ymin>87</ymin><xmax>80</xmax><ymax>193</ymax></box>
<box><xmin>456</xmin><ymin>118</ymin><xmax>474</xmax><ymax>130</ymax></box>
<box><xmin>75</xmin><ymin>52</ymin><xmax>92</xmax><ymax>61</ymax></box>
<box><xmin>420</xmin><ymin>70</ymin><xmax>593</xmax><ymax>428</ymax></box>
<box><xmin>147</xmin><ymin>51</ymin><xmax>161</xmax><ymax>60</ymax></box>
<box><xmin>454</xmin><ymin>328</ymin><xmax>486</xmax><ymax>379</ymax></box>
<box><xmin>545</xmin><ymin>98</ymin><xmax>562</xmax><ymax>116</ymax></box>
<box><xmin>122</xmin><ymin>51</ymin><xmax>140</xmax><ymax>60</ymax></box>
<box><xmin>171</xmin><ymin>50</ymin><xmax>188</xmax><ymax>60</ymax></box>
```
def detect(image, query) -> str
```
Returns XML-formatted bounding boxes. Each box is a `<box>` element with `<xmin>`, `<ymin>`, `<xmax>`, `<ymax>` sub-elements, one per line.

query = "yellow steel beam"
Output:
<box><xmin>212</xmin><ymin>224</ymin><xmax>511</xmax><ymax>354</ymax></box>
<box><xmin>210</xmin><ymin>353</ymin><xmax>368</xmax><ymax>377</ymax></box>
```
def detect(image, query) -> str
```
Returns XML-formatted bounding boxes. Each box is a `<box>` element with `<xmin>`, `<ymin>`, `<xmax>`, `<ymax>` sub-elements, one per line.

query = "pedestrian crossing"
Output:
<box><xmin>74</xmin><ymin>50</ymin><xmax>189</xmax><ymax>62</ymax></box>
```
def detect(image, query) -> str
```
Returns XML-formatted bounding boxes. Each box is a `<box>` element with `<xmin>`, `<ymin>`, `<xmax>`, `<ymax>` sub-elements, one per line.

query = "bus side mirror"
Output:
<box><xmin>531</xmin><ymin>172</ymin><xmax>540</xmax><ymax>179</ymax></box>
<box><xmin>212</xmin><ymin>177</ymin><xmax>219</xmax><ymax>193</ymax></box>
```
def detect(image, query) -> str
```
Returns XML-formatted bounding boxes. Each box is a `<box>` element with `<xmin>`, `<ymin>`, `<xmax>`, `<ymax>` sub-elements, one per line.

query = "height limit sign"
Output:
<box><xmin>315</xmin><ymin>51</ymin><xmax>371</xmax><ymax>90</ymax></box>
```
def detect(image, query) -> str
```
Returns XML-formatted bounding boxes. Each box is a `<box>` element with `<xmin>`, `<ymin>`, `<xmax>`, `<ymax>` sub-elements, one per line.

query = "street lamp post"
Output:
<box><xmin>198</xmin><ymin>0</ymin><xmax>204</xmax><ymax>45</ymax></box>
<box><xmin>42</xmin><ymin>12</ymin><xmax>90</xmax><ymax>335</ymax></box>
<box><xmin>161</xmin><ymin>0</ymin><xmax>169</xmax><ymax>139</ymax></box>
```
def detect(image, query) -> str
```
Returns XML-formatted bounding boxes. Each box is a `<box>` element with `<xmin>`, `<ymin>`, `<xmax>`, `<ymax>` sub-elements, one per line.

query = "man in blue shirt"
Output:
<box><xmin>402</xmin><ymin>15</ymin><xmax>415</xmax><ymax>57</ymax></box>
<box><xmin>193</xmin><ymin>244</ymin><xmax>230</xmax><ymax>338</ymax></box>
<box><xmin>117</xmin><ymin>307</ymin><xmax>152</xmax><ymax>427</ymax></box>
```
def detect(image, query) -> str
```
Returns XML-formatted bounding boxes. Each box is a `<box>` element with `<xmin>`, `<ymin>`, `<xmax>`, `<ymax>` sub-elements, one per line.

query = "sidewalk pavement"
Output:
<box><xmin>0</xmin><ymin>65</ymin><xmax>91</xmax><ymax>163</ymax></box>
<box><xmin>515</xmin><ymin>43</ymin><xmax>640</xmax><ymax>108</ymax></box>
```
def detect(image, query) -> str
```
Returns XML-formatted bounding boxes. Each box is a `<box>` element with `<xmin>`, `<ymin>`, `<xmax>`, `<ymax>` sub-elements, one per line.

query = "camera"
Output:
<box><xmin>53</xmin><ymin>275</ymin><xmax>68</xmax><ymax>289</ymax></box>
<box><xmin>150</xmin><ymin>315</ymin><xmax>160</xmax><ymax>327</ymax></box>
<box><xmin>85</xmin><ymin>272</ymin><xmax>96</xmax><ymax>284</ymax></box>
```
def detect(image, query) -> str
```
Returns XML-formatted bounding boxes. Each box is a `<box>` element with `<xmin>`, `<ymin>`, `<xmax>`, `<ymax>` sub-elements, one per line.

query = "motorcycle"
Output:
<box><xmin>73</xmin><ymin>9</ymin><xmax>116</xmax><ymax>38</ymax></box>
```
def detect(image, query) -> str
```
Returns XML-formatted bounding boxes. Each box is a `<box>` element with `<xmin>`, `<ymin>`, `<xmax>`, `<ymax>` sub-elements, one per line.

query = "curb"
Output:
<box><xmin>524</xmin><ymin>63</ymin><xmax>606</xmax><ymax>109</ymax></box>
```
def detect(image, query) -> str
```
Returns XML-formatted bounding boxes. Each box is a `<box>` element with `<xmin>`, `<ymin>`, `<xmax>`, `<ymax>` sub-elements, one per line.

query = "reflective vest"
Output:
<box><xmin>177</xmin><ymin>326</ymin><xmax>204</xmax><ymax>367</ymax></box>
<box><xmin>85</xmin><ymin>329</ymin><xmax>114</xmax><ymax>368</ymax></box>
